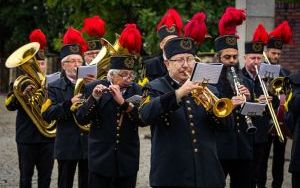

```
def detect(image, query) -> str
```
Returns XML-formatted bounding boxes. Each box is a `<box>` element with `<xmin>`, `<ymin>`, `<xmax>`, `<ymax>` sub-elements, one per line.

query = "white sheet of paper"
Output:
<box><xmin>190</xmin><ymin>63</ymin><xmax>223</xmax><ymax>84</ymax></box>
<box><xmin>77</xmin><ymin>65</ymin><xmax>97</xmax><ymax>78</ymax></box>
<box><xmin>241</xmin><ymin>102</ymin><xmax>266</xmax><ymax>116</ymax></box>
<box><xmin>259</xmin><ymin>63</ymin><xmax>280</xmax><ymax>79</ymax></box>
<box><xmin>46</xmin><ymin>72</ymin><xmax>61</xmax><ymax>84</ymax></box>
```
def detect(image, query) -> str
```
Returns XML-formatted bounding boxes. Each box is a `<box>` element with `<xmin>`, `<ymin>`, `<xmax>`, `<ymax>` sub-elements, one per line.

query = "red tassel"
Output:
<box><xmin>82</xmin><ymin>15</ymin><xmax>106</xmax><ymax>38</ymax></box>
<box><xmin>270</xmin><ymin>21</ymin><xmax>293</xmax><ymax>44</ymax></box>
<box><xmin>119</xmin><ymin>24</ymin><xmax>142</xmax><ymax>54</ymax></box>
<box><xmin>184</xmin><ymin>12</ymin><xmax>207</xmax><ymax>44</ymax></box>
<box><xmin>252</xmin><ymin>24</ymin><xmax>269</xmax><ymax>44</ymax></box>
<box><xmin>63</xmin><ymin>27</ymin><xmax>88</xmax><ymax>53</ymax></box>
<box><xmin>157</xmin><ymin>8</ymin><xmax>183</xmax><ymax>36</ymax></box>
<box><xmin>219</xmin><ymin>7</ymin><xmax>246</xmax><ymax>36</ymax></box>
<box><xmin>29</xmin><ymin>29</ymin><xmax>47</xmax><ymax>50</ymax></box>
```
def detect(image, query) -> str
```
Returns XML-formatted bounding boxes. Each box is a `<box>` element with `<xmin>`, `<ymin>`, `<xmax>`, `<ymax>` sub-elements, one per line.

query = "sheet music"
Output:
<box><xmin>241</xmin><ymin>102</ymin><xmax>266</xmax><ymax>116</ymax></box>
<box><xmin>77</xmin><ymin>65</ymin><xmax>97</xmax><ymax>78</ymax></box>
<box><xmin>190</xmin><ymin>63</ymin><xmax>223</xmax><ymax>84</ymax></box>
<box><xmin>259</xmin><ymin>63</ymin><xmax>280</xmax><ymax>79</ymax></box>
<box><xmin>46</xmin><ymin>72</ymin><xmax>61</xmax><ymax>84</ymax></box>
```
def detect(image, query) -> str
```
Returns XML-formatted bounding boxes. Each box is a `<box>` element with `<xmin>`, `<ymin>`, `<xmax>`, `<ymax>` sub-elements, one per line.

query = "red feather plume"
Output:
<box><xmin>252</xmin><ymin>24</ymin><xmax>269</xmax><ymax>44</ymax></box>
<box><xmin>63</xmin><ymin>27</ymin><xmax>88</xmax><ymax>53</ymax></box>
<box><xmin>269</xmin><ymin>21</ymin><xmax>293</xmax><ymax>44</ymax></box>
<box><xmin>184</xmin><ymin>12</ymin><xmax>207</xmax><ymax>44</ymax></box>
<box><xmin>29</xmin><ymin>29</ymin><xmax>47</xmax><ymax>50</ymax></box>
<box><xmin>157</xmin><ymin>8</ymin><xmax>183</xmax><ymax>36</ymax></box>
<box><xmin>119</xmin><ymin>24</ymin><xmax>142</xmax><ymax>54</ymax></box>
<box><xmin>82</xmin><ymin>15</ymin><xmax>106</xmax><ymax>38</ymax></box>
<box><xmin>219</xmin><ymin>7</ymin><xmax>246</xmax><ymax>36</ymax></box>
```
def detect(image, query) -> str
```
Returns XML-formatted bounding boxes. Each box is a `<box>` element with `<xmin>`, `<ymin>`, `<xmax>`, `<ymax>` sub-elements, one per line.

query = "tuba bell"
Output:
<box><xmin>5</xmin><ymin>42</ymin><xmax>56</xmax><ymax>138</ymax></box>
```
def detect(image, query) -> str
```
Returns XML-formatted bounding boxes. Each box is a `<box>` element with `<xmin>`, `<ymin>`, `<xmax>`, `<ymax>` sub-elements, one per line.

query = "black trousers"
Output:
<box><xmin>292</xmin><ymin>172</ymin><xmax>300</xmax><ymax>188</ymax></box>
<box><xmin>250</xmin><ymin>143</ymin><xmax>268</xmax><ymax>188</ymax></box>
<box><xmin>57</xmin><ymin>159</ymin><xmax>88</xmax><ymax>188</ymax></box>
<box><xmin>258</xmin><ymin>135</ymin><xmax>286</xmax><ymax>188</ymax></box>
<box><xmin>89</xmin><ymin>171</ymin><xmax>137</xmax><ymax>188</ymax></box>
<box><xmin>17</xmin><ymin>142</ymin><xmax>54</xmax><ymax>188</ymax></box>
<box><xmin>221</xmin><ymin>159</ymin><xmax>252</xmax><ymax>188</ymax></box>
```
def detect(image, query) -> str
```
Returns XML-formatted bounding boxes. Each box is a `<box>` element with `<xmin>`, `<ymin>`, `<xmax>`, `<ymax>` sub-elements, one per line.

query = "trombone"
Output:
<box><xmin>255</xmin><ymin>65</ymin><xmax>285</xmax><ymax>142</ymax></box>
<box><xmin>230</xmin><ymin>66</ymin><xmax>257</xmax><ymax>134</ymax></box>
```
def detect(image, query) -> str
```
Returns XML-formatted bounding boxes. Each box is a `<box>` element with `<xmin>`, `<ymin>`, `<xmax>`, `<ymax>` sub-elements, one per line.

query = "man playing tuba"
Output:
<box><xmin>5</xmin><ymin>29</ymin><xmax>54</xmax><ymax>188</ymax></box>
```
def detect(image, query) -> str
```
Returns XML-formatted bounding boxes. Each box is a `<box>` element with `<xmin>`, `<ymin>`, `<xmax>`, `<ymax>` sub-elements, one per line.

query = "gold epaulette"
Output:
<box><xmin>138</xmin><ymin>77</ymin><xmax>149</xmax><ymax>87</ymax></box>
<box><xmin>41</xmin><ymin>99</ymin><xmax>52</xmax><ymax>114</ymax></box>
<box><xmin>4</xmin><ymin>94</ymin><xmax>15</xmax><ymax>107</ymax></box>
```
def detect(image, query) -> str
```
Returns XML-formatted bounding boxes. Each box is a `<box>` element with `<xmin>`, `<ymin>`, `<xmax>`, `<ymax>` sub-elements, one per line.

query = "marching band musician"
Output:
<box><xmin>139</xmin><ymin>13</ymin><xmax>227</xmax><ymax>188</ymax></box>
<box><xmin>286</xmin><ymin>72</ymin><xmax>300</xmax><ymax>188</ymax></box>
<box><xmin>42</xmin><ymin>28</ymin><xmax>95</xmax><ymax>188</ymax></box>
<box><xmin>144</xmin><ymin>8</ymin><xmax>182</xmax><ymax>81</ymax></box>
<box><xmin>259</xmin><ymin>21</ymin><xmax>293</xmax><ymax>188</ymax></box>
<box><xmin>213</xmin><ymin>7</ymin><xmax>254</xmax><ymax>188</ymax></box>
<box><xmin>75</xmin><ymin>24</ymin><xmax>143</xmax><ymax>188</ymax></box>
<box><xmin>241</xmin><ymin>24</ymin><xmax>273</xmax><ymax>188</ymax></box>
<box><xmin>5</xmin><ymin>29</ymin><xmax>54</xmax><ymax>188</ymax></box>
<box><xmin>82</xmin><ymin>15</ymin><xmax>106</xmax><ymax>65</ymax></box>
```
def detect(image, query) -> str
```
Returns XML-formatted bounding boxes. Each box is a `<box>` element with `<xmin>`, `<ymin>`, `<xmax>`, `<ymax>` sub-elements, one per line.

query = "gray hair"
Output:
<box><xmin>106</xmin><ymin>69</ymin><xmax>121</xmax><ymax>82</ymax></box>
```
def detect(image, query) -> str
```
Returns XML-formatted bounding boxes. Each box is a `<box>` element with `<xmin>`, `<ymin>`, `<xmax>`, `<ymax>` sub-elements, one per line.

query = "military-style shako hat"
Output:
<box><xmin>29</xmin><ymin>29</ymin><xmax>47</xmax><ymax>60</ymax></box>
<box><xmin>164</xmin><ymin>12</ymin><xmax>207</xmax><ymax>59</ymax></box>
<box><xmin>157</xmin><ymin>9</ymin><xmax>183</xmax><ymax>41</ymax></box>
<box><xmin>110</xmin><ymin>24</ymin><xmax>142</xmax><ymax>70</ymax></box>
<box><xmin>245</xmin><ymin>24</ymin><xmax>269</xmax><ymax>54</ymax></box>
<box><xmin>60</xmin><ymin>27</ymin><xmax>87</xmax><ymax>60</ymax></box>
<box><xmin>215</xmin><ymin>7</ymin><xmax>246</xmax><ymax>52</ymax></box>
<box><xmin>267</xmin><ymin>21</ymin><xmax>293</xmax><ymax>50</ymax></box>
<box><xmin>82</xmin><ymin>15</ymin><xmax>106</xmax><ymax>51</ymax></box>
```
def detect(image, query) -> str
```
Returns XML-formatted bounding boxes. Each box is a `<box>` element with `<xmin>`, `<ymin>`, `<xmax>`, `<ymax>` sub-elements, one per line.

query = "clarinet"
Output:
<box><xmin>230</xmin><ymin>66</ymin><xmax>257</xmax><ymax>134</ymax></box>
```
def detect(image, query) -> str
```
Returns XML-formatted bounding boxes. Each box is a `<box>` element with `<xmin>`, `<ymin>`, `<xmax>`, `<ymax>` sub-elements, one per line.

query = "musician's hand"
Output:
<box><xmin>109</xmin><ymin>85</ymin><xmax>125</xmax><ymax>105</ymax></box>
<box><xmin>231</xmin><ymin>95</ymin><xmax>245</xmax><ymax>108</ymax></box>
<box><xmin>71</xmin><ymin>94</ymin><xmax>82</xmax><ymax>104</ymax></box>
<box><xmin>92</xmin><ymin>84</ymin><xmax>107</xmax><ymax>99</ymax></box>
<box><xmin>176</xmin><ymin>79</ymin><xmax>203</xmax><ymax>100</ymax></box>
<box><xmin>238</xmin><ymin>85</ymin><xmax>251</xmax><ymax>101</ymax></box>
<box><xmin>258</xmin><ymin>95</ymin><xmax>272</xmax><ymax>103</ymax></box>
<box><xmin>23</xmin><ymin>84</ymin><xmax>35</xmax><ymax>95</ymax></box>
<box><xmin>84</xmin><ymin>74</ymin><xmax>97</xmax><ymax>83</ymax></box>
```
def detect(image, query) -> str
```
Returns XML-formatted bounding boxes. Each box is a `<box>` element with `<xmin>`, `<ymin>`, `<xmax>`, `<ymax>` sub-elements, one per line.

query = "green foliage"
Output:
<box><xmin>0</xmin><ymin>0</ymin><xmax>234</xmax><ymax>57</ymax></box>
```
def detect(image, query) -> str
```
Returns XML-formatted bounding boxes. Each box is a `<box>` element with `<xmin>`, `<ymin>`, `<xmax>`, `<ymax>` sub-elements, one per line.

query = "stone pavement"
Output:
<box><xmin>0</xmin><ymin>95</ymin><xmax>292</xmax><ymax>188</ymax></box>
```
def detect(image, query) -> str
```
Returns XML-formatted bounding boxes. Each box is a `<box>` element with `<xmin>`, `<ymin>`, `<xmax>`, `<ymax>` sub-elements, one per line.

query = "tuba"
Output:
<box><xmin>5</xmin><ymin>42</ymin><xmax>56</xmax><ymax>138</ymax></box>
<box><xmin>89</xmin><ymin>34</ymin><xmax>126</xmax><ymax>79</ymax></box>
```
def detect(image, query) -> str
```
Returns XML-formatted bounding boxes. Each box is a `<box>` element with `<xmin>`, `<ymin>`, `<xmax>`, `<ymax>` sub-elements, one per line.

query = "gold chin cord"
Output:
<box><xmin>255</xmin><ymin>65</ymin><xmax>285</xmax><ymax>142</ymax></box>
<box><xmin>185</xmin><ymin>71</ymin><xmax>233</xmax><ymax>118</ymax></box>
<box><xmin>5</xmin><ymin>42</ymin><xmax>56</xmax><ymax>138</ymax></box>
<box><xmin>229</xmin><ymin>66</ymin><xmax>257</xmax><ymax>134</ymax></box>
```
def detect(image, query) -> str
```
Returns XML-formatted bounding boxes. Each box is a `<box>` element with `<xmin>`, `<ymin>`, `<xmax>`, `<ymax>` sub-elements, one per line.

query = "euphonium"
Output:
<box><xmin>185</xmin><ymin>72</ymin><xmax>233</xmax><ymax>118</ymax></box>
<box><xmin>5</xmin><ymin>42</ymin><xmax>56</xmax><ymax>138</ymax></box>
<box><xmin>70</xmin><ymin>78</ymin><xmax>91</xmax><ymax>132</ymax></box>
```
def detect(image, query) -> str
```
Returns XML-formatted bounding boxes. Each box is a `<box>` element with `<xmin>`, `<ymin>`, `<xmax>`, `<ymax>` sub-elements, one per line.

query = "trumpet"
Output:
<box><xmin>230</xmin><ymin>66</ymin><xmax>257</xmax><ymax>134</ymax></box>
<box><xmin>185</xmin><ymin>71</ymin><xmax>233</xmax><ymax>118</ymax></box>
<box><xmin>255</xmin><ymin>65</ymin><xmax>285</xmax><ymax>142</ymax></box>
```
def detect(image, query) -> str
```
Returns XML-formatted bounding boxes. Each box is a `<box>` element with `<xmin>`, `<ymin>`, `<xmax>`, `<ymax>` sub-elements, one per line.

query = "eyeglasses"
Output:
<box><xmin>63</xmin><ymin>60</ymin><xmax>84</xmax><ymax>64</ymax></box>
<box><xmin>117</xmin><ymin>72</ymin><xmax>136</xmax><ymax>81</ymax></box>
<box><xmin>168</xmin><ymin>57</ymin><xmax>195</xmax><ymax>65</ymax></box>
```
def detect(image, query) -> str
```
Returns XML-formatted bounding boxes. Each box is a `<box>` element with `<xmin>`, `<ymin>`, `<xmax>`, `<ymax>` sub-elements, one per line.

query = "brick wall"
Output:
<box><xmin>276</xmin><ymin>2</ymin><xmax>300</xmax><ymax>72</ymax></box>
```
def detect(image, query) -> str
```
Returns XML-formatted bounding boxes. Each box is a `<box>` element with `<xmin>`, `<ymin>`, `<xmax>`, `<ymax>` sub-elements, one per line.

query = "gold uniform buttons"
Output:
<box><xmin>189</xmin><ymin>114</ymin><xmax>193</xmax><ymax>119</ymax></box>
<box><xmin>191</xmin><ymin>130</ymin><xmax>195</xmax><ymax>134</ymax></box>
<box><xmin>193</xmin><ymin>139</ymin><xmax>197</xmax><ymax>143</ymax></box>
<box><xmin>194</xmin><ymin>148</ymin><xmax>198</xmax><ymax>153</ymax></box>
<box><xmin>116</xmin><ymin>140</ymin><xmax>119</xmax><ymax>144</ymax></box>
<box><xmin>166</xmin><ymin>122</ymin><xmax>170</xmax><ymax>126</ymax></box>
<box><xmin>190</xmin><ymin>122</ymin><xmax>194</xmax><ymax>126</ymax></box>
<box><xmin>186</xmin><ymin>100</ymin><xmax>191</xmax><ymax>104</ymax></box>
<box><xmin>117</xmin><ymin>127</ymin><xmax>120</xmax><ymax>130</ymax></box>
<box><xmin>187</xmin><ymin>107</ymin><xmax>192</xmax><ymax>111</ymax></box>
